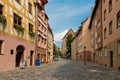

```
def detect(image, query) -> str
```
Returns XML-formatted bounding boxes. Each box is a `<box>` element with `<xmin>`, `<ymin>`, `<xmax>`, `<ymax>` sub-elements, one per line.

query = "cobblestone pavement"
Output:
<box><xmin>0</xmin><ymin>58</ymin><xmax>120</xmax><ymax>80</ymax></box>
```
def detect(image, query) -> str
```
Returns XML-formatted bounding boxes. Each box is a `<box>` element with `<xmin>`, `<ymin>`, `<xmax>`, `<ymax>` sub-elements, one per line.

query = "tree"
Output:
<box><xmin>66</xmin><ymin>34</ymin><xmax>73</xmax><ymax>58</ymax></box>
<box><xmin>53</xmin><ymin>44</ymin><xmax>58</xmax><ymax>55</ymax></box>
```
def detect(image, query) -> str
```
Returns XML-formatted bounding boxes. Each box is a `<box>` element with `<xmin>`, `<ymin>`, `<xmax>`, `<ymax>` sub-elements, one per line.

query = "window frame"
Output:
<box><xmin>104</xmin><ymin>47</ymin><xmax>107</xmax><ymax>56</ymax></box>
<box><xmin>104</xmin><ymin>28</ymin><xmax>107</xmax><ymax>39</ymax></box>
<box><xmin>14</xmin><ymin>13</ymin><xmax>22</xmax><ymax>27</ymax></box>
<box><xmin>0</xmin><ymin>40</ymin><xmax>3</xmax><ymax>55</ymax></box>
<box><xmin>117</xmin><ymin>11</ymin><xmax>120</xmax><ymax>27</ymax></box>
<box><xmin>109</xmin><ymin>21</ymin><xmax>112</xmax><ymax>35</ymax></box>
<box><xmin>29</xmin><ymin>23</ymin><xmax>33</xmax><ymax>32</ymax></box>
<box><xmin>104</xmin><ymin>9</ymin><xmax>107</xmax><ymax>20</ymax></box>
<box><xmin>28</xmin><ymin>2</ymin><xmax>32</xmax><ymax>15</ymax></box>
<box><xmin>109</xmin><ymin>0</ymin><xmax>112</xmax><ymax>12</ymax></box>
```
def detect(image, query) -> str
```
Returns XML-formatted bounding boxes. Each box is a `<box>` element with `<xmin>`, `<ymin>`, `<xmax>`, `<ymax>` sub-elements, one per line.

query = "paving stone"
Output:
<box><xmin>0</xmin><ymin>58</ymin><xmax>120</xmax><ymax>80</ymax></box>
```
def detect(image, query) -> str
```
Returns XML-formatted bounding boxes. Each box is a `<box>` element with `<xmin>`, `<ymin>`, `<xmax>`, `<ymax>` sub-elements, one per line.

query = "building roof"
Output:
<box><xmin>35</xmin><ymin>0</ymin><xmax>48</xmax><ymax>10</ymax></box>
<box><xmin>62</xmin><ymin>29</ymin><xmax>74</xmax><ymax>40</ymax></box>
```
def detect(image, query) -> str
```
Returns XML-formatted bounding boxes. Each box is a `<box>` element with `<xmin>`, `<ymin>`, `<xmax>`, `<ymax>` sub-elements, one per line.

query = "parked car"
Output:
<box><xmin>53</xmin><ymin>56</ymin><xmax>59</xmax><ymax>61</ymax></box>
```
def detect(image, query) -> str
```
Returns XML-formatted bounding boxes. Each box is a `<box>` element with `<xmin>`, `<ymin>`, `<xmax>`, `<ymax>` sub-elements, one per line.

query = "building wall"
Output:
<box><xmin>36</xmin><ymin>0</ymin><xmax>48</xmax><ymax>63</ymax></box>
<box><xmin>89</xmin><ymin>0</ymin><xmax>120</xmax><ymax>70</ymax></box>
<box><xmin>71</xmin><ymin>37</ymin><xmax>77</xmax><ymax>60</ymax></box>
<box><xmin>72</xmin><ymin>17</ymin><xmax>91</xmax><ymax>61</ymax></box>
<box><xmin>102</xmin><ymin>0</ymin><xmax>120</xmax><ymax>69</ymax></box>
<box><xmin>92</xmin><ymin>0</ymin><xmax>103</xmax><ymax>65</ymax></box>
<box><xmin>47</xmin><ymin>25</ymin><xmax>53</xmax><ymax>62</ymax></box>
<box><xmin>89</xmin><ymin>0</ymin><xmax>102</xmax><ymax>63</ymax></box>
<box><xmin>61</xmin><ymin>29</ymin><xmax>74</xmax><ymax>58</ymax></box>
<box><xmin>77</xmin><ymin>17</ymin><xmax>91</xmax><ymax>61</ymax></box>
<box><xmin>0</xmin><ymin>0</ymin><xmax>35</xmax><ymax>71</ymax></box>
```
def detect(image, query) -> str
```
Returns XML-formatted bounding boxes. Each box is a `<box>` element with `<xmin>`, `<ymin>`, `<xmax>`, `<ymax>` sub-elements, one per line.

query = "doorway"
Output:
<box><xmin>110</xmin><ymin>51</ymin><xmax>113</xmax><ymax>68</ymax></box>
<box><xmin>30</xmin><ymin>50</ymin><xmax>34</xmax><ymax>66</ymax></box>
<box><xmin>16</xmin><ymin>45</ymin><xmax>25</xmax><ymax>67</ymax></box>
<box><xmin>93</xmin><ymin>53</ymin><xmax>95</xmax><ymax>63</ymax></box>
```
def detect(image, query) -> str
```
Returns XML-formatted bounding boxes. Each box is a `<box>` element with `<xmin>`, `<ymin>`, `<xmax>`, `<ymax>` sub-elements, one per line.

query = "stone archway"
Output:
<box><xmin>15</xmin><ymin>45</ymin><xmax>25</xmax><ymax>67</ymax></box>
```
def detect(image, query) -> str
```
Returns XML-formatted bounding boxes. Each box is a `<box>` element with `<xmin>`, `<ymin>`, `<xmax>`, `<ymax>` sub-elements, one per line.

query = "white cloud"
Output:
<box><xmin>54</xmin><ymin>30</ymin><xmax>68</xmax><ymax>42</ymax></box>
<box><xmin>46</xmin><ymin>3</ymin><xmax>92</xmax><ymax>21</ymax></box>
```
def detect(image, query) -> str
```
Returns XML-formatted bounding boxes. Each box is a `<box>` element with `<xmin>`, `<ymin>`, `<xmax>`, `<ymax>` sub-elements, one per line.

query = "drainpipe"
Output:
<box><xmin>35</xmin><ymin>0</ymin><xmax>39</xmax><ymax>65</ymax></box>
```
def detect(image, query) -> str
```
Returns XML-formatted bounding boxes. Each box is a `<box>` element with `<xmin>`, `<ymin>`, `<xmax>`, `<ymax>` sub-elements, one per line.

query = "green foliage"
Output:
<box><xmin>66</xmin><ymin>34</ymin><xmax>73</xmax><ymax>58</ymax></box>
<box><xmin>53</xmin><ymin>44</ymin><xmax>61</xmax><ymax>56</ymax></box>
<box><xmin>29</xmin><ymin>31</ymin><xmax>35</xmax><ymax>39</ymax></box>
<box><xmin>14</xmin><ymin>24</ymin><xmax>24</xmax><ymax>36</ymax></box>
<box><xmin>53</xmin><ymin>44</ymin><xmax>58</xmax><ymax>55</ymax></box>
<box><xmin>0</xmin><ymin>15</ymin><xmax>7</xmax><ymax>29</ymax></box>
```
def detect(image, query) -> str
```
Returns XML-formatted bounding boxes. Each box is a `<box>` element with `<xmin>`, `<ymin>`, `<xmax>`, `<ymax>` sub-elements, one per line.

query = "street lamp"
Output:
<box><xmin>84</xmin><ymin>46</ymin><xmax>86</xmax><ymax>65</ymax></box>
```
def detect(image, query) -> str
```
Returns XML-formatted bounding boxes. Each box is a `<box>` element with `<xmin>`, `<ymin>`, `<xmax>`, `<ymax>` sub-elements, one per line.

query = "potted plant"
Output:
<box><xmin>0</xmin><ymin>15</ymin><xmax>7</xmax><ymax>30</ymax></box>
<box><xmin>29</xmin><ymin>31</ymin><xmax>35</xmax><ymax>39</ymax></box>
<box><xmin>14</xmin><ymin>24</ymin><xmax>24</xmax><ymax>36</ymax></box>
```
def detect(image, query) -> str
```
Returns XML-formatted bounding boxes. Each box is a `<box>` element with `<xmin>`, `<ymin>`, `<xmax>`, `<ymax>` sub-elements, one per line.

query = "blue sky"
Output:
<box><xmin>45</xmin><ymin>0</ymin><xmax>95</xmax><ymax>47</ymax></box>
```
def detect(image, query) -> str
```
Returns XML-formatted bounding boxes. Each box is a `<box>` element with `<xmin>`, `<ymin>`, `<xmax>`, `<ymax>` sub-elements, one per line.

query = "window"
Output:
<box><xmin>0</xmin><ymin>40</ymin><xmax>3</xmax><ymax>54</ymax></box>
<box><xmin>98</xmin><ymin>49</ymin><xmax>102</xmax><ymax>57</ymax></box>
<box><xmin>28</xmin><ymin>2</ymin><xmax>32</xmax><ymax>14</ymax></box>
<box><xmin>117</xmin><ymin>11</ymin><xmax>120</xmax><ymax>27</ymax></box>
<box><xmin>29</xmin><ymin>23</ymin><xmax>33</xmax><ymax>32</ymax></box>
<box><xmin>98</xmin><ymin>35</ymin><xmax>101</xmax><ymax>42</ymax></box>
<box><xmin>16</xmin><ymin>0</ymin><xmax>20</xmax><ymax>3</ymax></box>
<box><xmin>109</xmin><ymin>0</ymin><xmax>112</xmax><ymax>12</ymax></box>
<box><xmin>14</xmin><ymin>14</ymin><xmax>22</xmax><ymax>26</ymax></box>
<box><xmin>97</xmin><ymin>20</ymin><xmax>101</xmax><ymax>28</ymax></box>
<box><xmin>104</xmin><ymin>47</ymin><xmax>107</xmax><ymax>56</ymax></box>
<box><xmin>104</xmin><ymin>28</ymin><xmax>107</xmax><ymax>39</ymax></box>
<box><xmin>10</xmin><ymin>49</ymin><xmax>14</xmax><ymax>55</ymax></box>
<box><xmin>97</xmin><ymin>8</ymin><xmax>100</xmax><ymax>13</ymax></box>
<box><xmin>44</xmin><ymin>28</ymin><xmax>46</xmax><ymax>32</ymax></box>
<box><xmin>104</xmin><ymin>9</ymin><xmax>106</xmax><ymax>20</ymax></box>
<box><xmin>0</xmin><ymin>5</ymin><xmax>3</xmax><ymax>15</ymax></box>
<box><xmin>109</xmin><ymin>21</ymin><xmax>112</xmax><ymax>35</ymax></box>
<box><xmin>117</xmin><ymin>40</ymin><xmax>120</xmax><ymax>54</ymax></box>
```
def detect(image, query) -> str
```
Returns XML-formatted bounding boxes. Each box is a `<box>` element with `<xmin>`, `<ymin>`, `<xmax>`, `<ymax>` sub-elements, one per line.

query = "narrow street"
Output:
<box><xmin>0</xmin><ymin>58</ymin><xmax>120</xmax><ymax>80</ymax></box>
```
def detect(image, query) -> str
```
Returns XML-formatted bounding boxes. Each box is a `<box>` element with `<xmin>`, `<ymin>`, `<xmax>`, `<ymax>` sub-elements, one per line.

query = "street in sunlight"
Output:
<box><xmin>0</xmin><ymin>58</ymin><xmax>120</xmax><ymax>80</ymax></box>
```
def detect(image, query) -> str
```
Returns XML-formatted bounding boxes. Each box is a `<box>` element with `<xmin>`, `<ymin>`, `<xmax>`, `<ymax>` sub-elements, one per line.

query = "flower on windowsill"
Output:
<box><xmin>14</xmin><ymin>24</ymin><xmax>24</xmax><ymax>36</ymax></box>
<box><xmin>0</xmin><ymin>15</ymin><xmax>7</xmax><ymax>30</ymax></box>
<box><xmin>29</xmin><ymin>31</ymin><xmax>35</xmax><ymax>39</ymax></box>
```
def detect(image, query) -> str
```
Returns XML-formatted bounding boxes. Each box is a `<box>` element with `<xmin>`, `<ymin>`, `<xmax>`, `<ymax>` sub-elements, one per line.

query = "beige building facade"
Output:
<box><xmin>71</xmin><ymin>35</ymin><xmax>77</xmax><ymax>60</ymax></box>
<box><xmin>102</xmin><ymin>0</ymin><xmax>120</xmax><ymax>69</ymax></box>
<box><xmin>71</xmin><ymin>17</ymin><xmax>91</xmax><ymax>61</ymax></box>
<box><xmin>47</xmin><ymin>24</ymin><xmax>54</xmax><ymax>62</ymax></box>
<box><xmin>89</xmin><ymin>0</ymin><xmax>103</xmax><ymax>64</ymax></box>
<box><xmin>89</xmin><ymin>0</ymin><xmax>120</xmax><ymax>70</ymax></box>
<box><xmin>61</xmin><ymin>29</ymin><xmax>74</xmax><ymax>58</ymax></box>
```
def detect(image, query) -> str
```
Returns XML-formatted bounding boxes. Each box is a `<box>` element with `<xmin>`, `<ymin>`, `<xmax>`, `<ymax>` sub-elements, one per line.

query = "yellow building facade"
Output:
<box><xmin>0</xmin><ymin>0</ymin><xmax>35</xmax><ymax>71</ymax></box>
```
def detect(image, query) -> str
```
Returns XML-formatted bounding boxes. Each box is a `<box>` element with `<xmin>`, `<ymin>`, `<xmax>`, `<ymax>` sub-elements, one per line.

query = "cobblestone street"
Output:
<box><xmin>0</xmin><ymin>58</ymin><xmax>120</xmax><ymax>80</ymax></box>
